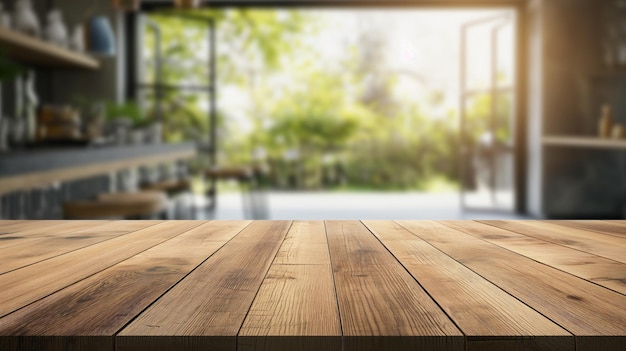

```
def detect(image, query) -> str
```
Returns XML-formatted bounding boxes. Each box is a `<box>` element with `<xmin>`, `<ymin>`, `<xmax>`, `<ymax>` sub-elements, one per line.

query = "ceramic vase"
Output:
<box><xmin>87</xmin><ymin>16</ymin><xmax>116</xmax><ymax>55</ymax></box>
<box><xmin>13</xmin><ymin>0</ymin><xmax>40</xmax><ymax>37</ymax></box>
<box><xmin>129</xmin><ymin>129</ymin><xmax>144</xmax><ymax>145</ymax></box>
<box><xmin>44</xmin><ymin>9</ymin><xmax>68</xmax><ymax>48</ymax></box>
<box><xmin>0</xmin><ymin>3</ymin><xmax>12</xmax><ymax>28</ymax></box>
<box><xmin>146</xmin><ymin>122</ymin><xmax>162</xmax><ymax>144</ymax></box>
<box><xmin>70</xmin><ymin>25</ymin><xmax>85</xmax><ymax>52</ymax></box>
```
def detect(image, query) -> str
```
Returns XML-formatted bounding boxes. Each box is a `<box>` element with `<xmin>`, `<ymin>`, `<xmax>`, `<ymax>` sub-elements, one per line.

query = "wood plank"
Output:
<box><xmin>1</xmin><ymin>220</ymin><xmax>120</xmax><ymax>236</ymax></box>
<box><xmin>0</xmin><ymin>221</ymin><xmax>251</xmax><ymax>351</ymax></box>
<box><xmin>0</xmin><ymin>221</ymin><xmax>201</xmax><ymax>317</ymax></box>
<box><xmin>542</xmin><ymin>135</ymin><xmax>626</xmax><ymax>150</ymax></box>
<box><xmin>0</xmin><ymin>221</ymin><xmax>157</xmax><ymax>274</ymax></box>
<box><xmin>441</xmin><ymin>220</ymin><xmax>626</xmax><ymax>295</ymax></box>
<box><xmin>0</xmin><ymin>220</ymin><xmax>34</xmax><ymax>230</ymax></box>
<box><xmin>0</xmin><ymin>220</ymin><xmax>96</xmax><ymax>231</ymax></box>
<box><xmin>479</xmin><ymin>220</ymin><xmax>626</xmax><ymax>264</ymax></box>
<box><xmin>397</xmin><ymin>221</ymin><xmax>626</xmax><ymax>351</ymax></box>
<box><xmin>239</xmin><ymin>221</ymin><xmax>342</xmax><ymax>351</ymax></box>
<box><xmin>0</xmin><ymin>220</ymin><xmax>114</xmax><ymax>250</ymax></box>
<box><xmin>117</xmin><ymin>220</ymin><xmax>293</xmax><ymax>351</ymax></box>
<box><xmin>363</xmin><ymin>221</ymin><xmax>574</xmax><ymax>351</ymax></box>
<box><xmin>325</xmin><ymin>220</ymin><xmax>463</xmax><ymax>351</ymax></box>
<box><xmin>543</xmin><ymin>220</ymin><xmax>626</xmax><ymax>239</ymax></box>
<box><xmin>0</xmin><ymin>27</ymin><xmax>99</xmax><ymax>69</ymax></box>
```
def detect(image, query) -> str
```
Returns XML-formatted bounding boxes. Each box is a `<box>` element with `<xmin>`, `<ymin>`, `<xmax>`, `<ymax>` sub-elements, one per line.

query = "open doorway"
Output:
<box><xmin>132</xmin><ymin>6</ymin><xmax>523</xmax><ymax>219</ymax></box>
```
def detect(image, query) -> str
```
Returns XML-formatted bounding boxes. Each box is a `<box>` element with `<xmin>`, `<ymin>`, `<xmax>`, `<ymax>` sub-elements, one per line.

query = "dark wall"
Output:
<box><xmin>537</xmin><ymin>0</ymin><xmax>626</xmax><ymax>218</ymax></box>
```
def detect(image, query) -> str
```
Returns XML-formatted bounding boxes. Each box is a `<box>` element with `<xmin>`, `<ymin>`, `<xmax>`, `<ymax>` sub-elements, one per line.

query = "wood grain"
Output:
<box><xmin>0</xmin><ymin>221</ymin><xmax>114</xmax><ymax>250</ymax></box>
<box><xmin>363</xmin><ymin>220</ymin><xmax>574</xmax><ymax>351</ymax></box>
<box><xmin>397</xmin><ymin>221</ymin><xmax>626</xmax><ymax>351</ymax></box>
<box><xmin>117</xmin><ymin>220</ymin><xmax>292</xmax><ymax>351</ymax></box>
<box><xmin>0</xmin><ymin>220</ymin><xmax>35</xmax><ymax>230</ymax></box>
<box><xmin>543</xmin><ymin>220</ymin><xmax>626</xmax><ymax>239</ymax></box>
<box><xmin>479</xmin><ymin>220</ymin><xmax>626</xmax><ymax>264</ymax></box>
<box><xmin>1</xmin><ymin>220</ymin><xmax>624</xmax><ymax>350</ymax></box>
<box><xmin>0</xmin><ymin>221</ymin><xmax>201</xmax><ymax>317</ymax></box>
<box><xmin>0</xmin><ymin>221</ymin><xmax>156</xmax><ymax>274</ymax></box>
<box><xmin>442</xmin><ymin>220</ymin><xmax>626</xmax><ymax>295</ymax></box>
<box><xmin>0</xmin><ymin>221</ymin><xmax>251</xmax><ymax>351</ymax></box>
<box><xmin>325</xmin><ymin>220</ymin><xmax>463</xmax><ymax>351</ymax></box>
<box><xmin>239</xmin><ymin>221</ymin><xmax>342</xmax><ymax>351</ymax></box>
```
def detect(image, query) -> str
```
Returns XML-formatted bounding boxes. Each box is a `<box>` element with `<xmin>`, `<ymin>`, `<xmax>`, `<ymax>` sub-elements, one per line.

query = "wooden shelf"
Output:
<box><xmin>543</xmin><ymin>136</ymin><xmax>626</xmax><ymax>150</ymax></box>
<box><xmin>590</xmin><ymin>70</ymin><xmax>626</xmax><ymax>79</ymax></box>
<box><xmin>0</xmin><ymin>143</ymin><xmax>197</xmax><ymax>194</ymax></box>
<box><xmin>0</xmin><ymin>27</ymin><xmax>100</xmax><ymax>70</ymax></box>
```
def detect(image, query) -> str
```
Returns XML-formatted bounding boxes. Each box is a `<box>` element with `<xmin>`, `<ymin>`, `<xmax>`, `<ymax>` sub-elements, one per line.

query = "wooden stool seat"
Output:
<box><xmin>141</xmin><ymin>178</ymin><xmax>192</xmax><ymax>195</ymax></box>
<box><xmin>205</xmin><ymin>166</ymin><xmax>253</xmax><ymax>180</ymax></box>
<box><xmin>64</xmin><ymin>191</ymin><xmax>167</xmax><ymax>219</ymax></box>
<box><xmin>204</xmin><ymin>165</ymin><xmax>268</xmax><ymax>219</ymax></box>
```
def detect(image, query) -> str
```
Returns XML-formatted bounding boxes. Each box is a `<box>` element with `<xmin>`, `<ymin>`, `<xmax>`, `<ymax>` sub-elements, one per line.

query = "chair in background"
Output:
<box><xmin>204</xmin><ymin>165</ymin><xmax>269</xmax><ymax>219</ymax></box>
<box><xmin>63</xmin><ymin>191</ymin><xmax>168</xmax><ymax>219</ymax></box>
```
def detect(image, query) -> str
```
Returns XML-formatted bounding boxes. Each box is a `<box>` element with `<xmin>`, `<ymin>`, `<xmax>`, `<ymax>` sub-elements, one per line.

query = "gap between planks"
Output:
<box><xmin>440</xmin><ymin>220</ymin><xmax>626</xmax><ymax>295</ymax></box>
<box><xmin>0</xmin><ymin>221</ymin><xmax>202</xmax><ymax>318</ymax></box>
<box><xmin>478</xmin><ymin>220</ymin><xmax>626</xmax><ymax>264</ymax></box>
<box><xmin>325</xmin><ymin>220</ymin><xmax>463</xmax><ymax>351</ymax></box>
<box><xmin>116</xmin><ymin>221</ymin><xmax>293</xmax><ymax>351</ymax></box>
<box><xmin>363</xmin><ymin>220</ymin><xmax>574</xmax><ymax>351</ymax></box>
<box><xmin>0</xmin><ymin>221</ymin><xmax>160</xmax><ymax>275</ymax></box>
<box><xmin>0</xmin><ymin>221</ymin><xmax>252</xmax><ymax>351</ymax></box>
<box><xmin>396</xmin><ymin>220</ymin><xmax>626</xmax><ymax>351</ymax></box>
<box><xmin>238</xmin><ymin>220</ymin><xmax>342</xmax><ymax>351</ymax></box>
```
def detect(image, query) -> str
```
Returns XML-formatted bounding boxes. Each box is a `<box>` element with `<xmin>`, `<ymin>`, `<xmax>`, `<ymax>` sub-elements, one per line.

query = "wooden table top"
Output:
<box><xmin>0</xmin><ymin>220</ymin><xmax>624</xmax><ymax>351</ymax></box>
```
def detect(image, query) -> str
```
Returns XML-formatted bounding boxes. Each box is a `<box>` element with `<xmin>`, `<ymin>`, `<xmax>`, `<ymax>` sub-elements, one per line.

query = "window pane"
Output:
<box><xmin>140</xmin><ymin>14</ymin><xmax>211</xmax><ymax>87</ymax></box>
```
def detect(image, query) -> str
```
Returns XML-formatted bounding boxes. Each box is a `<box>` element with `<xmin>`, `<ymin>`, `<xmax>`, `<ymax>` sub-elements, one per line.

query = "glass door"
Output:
<box><xmin>460</xmin><ymin>13</ymin><xmax>517</xmax><ymax>212</ymax></box>
<box><xmin>135</xmin><ymin>11</ymin><xmax>217</xmax><ymax>206</ymax></box>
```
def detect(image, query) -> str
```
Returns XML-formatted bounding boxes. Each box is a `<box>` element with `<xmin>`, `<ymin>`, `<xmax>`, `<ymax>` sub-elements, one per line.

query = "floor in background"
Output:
<box><xmin>193</xmin><ymin>191</ymin><xmax>529</xmax><ymax>220</ymax></box>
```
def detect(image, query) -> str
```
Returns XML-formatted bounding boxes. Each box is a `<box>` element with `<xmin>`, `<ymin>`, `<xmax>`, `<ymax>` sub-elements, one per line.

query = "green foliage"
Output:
<box><xmin>142</xmin><ymin>9</ymin><xmax>516</xmax><ymax>192</ymax></box>
<box><xmin>267</xmin><ymin>73</ymin><xmax>358</xmax><ymax>151</ymax></box>
<box><xmin>464</xmin><ymin>92</ymin><xmax>513</xmax><ymax>145</ymax></box>
<box><xmin>0</xmin><ymin>50</ymin><xmax>22</xmax><ymax>81</ymax></box>
<box><xmin>105</xmin><ymin>101</ymin><xmax>147</xmax><ymax>127</ymax></box>
<box><xmin>141</xmin><ymin>9</ymin><xmax>308</xmax><ymax>143</ymax></box>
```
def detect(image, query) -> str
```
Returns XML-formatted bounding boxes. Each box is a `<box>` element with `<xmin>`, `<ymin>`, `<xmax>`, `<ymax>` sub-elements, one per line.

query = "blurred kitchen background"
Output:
<box><xmin>0</xmin><ymin>0</ymin><xmax>624</xmax><ymax>220</ymax></box>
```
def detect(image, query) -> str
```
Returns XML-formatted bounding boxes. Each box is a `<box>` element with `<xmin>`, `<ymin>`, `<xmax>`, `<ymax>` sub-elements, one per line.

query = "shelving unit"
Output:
<box><xmin>543</xmin><ymin>136</ymin><xmax>626</xmax><ymax>150</ymax></box>
<box><xmin>0</xmin><ymin>27</ymin><xmax>99</xmax><ymax>70</ymax></box>
<box><xmin>590</xmin><ymin>70</ymin><xmax>626</xmax><ymax>79</ymax></box>
<box><xmin>0</xmin><ymin>143</ymin><xmax>197</xmax><ymax>195</ymax></box>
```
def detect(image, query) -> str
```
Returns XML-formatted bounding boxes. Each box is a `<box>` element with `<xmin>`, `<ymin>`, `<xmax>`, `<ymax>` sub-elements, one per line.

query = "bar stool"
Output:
<box><xmin>63</xmin><ymin>191</ymin><xmax>168</xmax><ymax>219</ymax></box>
<box><xmin>205</xmin><ymin>166</ymin><xmax>268</xmax><ymax>219</ymax></box>
<box><xmin>141</xmin><ymin>178</ymin><xmax>191</xmax><ymax>196</ymax></box>
<box><xmin>141</xmin><ymin>178</ymin><xmax>193</xmax><ymax>219</ymax></box>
